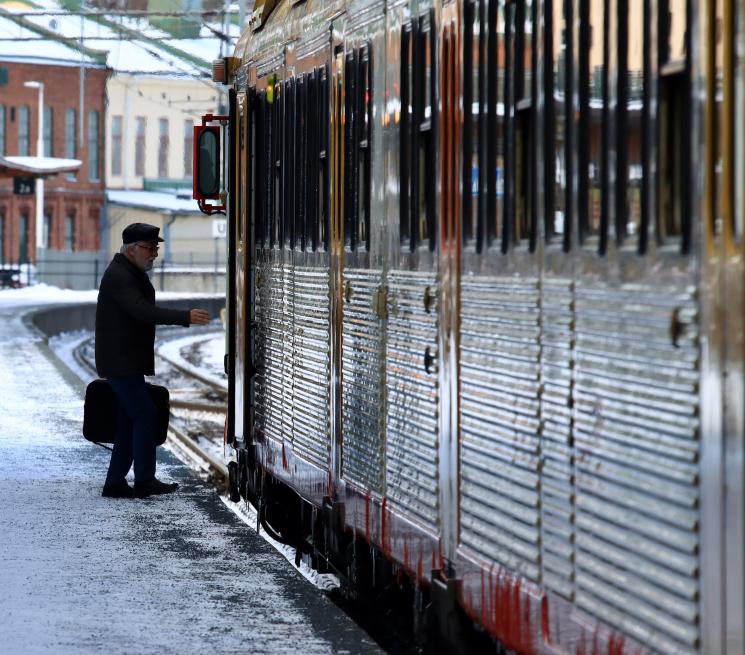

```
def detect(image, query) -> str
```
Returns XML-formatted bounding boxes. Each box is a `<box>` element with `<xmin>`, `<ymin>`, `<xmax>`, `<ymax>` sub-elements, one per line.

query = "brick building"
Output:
<box><xmin>0</xmin><ymin>56</ymin><xmax>109</xmax><ymax>263</ymax></box>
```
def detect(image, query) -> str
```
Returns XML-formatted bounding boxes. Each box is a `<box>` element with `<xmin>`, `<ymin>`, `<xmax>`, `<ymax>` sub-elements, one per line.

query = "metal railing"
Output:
<box><xmin>0</xmin><ymin>251</ymin><xmax>226</xmax><ymax>291</ymax></box>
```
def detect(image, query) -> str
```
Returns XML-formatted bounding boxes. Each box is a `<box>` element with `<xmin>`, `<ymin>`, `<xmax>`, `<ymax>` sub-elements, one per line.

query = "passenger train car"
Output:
<box><xmin>194</xmin><ymin>0</ymin><xmax>745</xmax><ymax>652</ymax></box>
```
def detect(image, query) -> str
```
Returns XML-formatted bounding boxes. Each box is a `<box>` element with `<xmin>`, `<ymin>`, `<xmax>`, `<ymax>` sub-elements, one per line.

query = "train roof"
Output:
<box><xmin>232</xmin><ymin>0</ymin><xmax>346</xmax><ymax>74</ymax></box>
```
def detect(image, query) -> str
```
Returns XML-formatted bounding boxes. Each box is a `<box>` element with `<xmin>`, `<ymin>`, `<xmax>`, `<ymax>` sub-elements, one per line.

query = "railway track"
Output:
<box><xmin>73</xmin><ymin>329</ymin><xmax>229</xmax><ymax>485</ymax></box>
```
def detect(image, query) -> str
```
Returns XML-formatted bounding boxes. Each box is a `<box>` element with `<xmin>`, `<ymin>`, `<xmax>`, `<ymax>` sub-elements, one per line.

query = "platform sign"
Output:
<box><xmin>13</xmin><ymin>177</ymin><xmax>35</xmax><ymax>195</ymax></box>
<box><xmin>212</xmin><ymin>218</ymin><xmax>227</xmax><ymax>239</ymax></box>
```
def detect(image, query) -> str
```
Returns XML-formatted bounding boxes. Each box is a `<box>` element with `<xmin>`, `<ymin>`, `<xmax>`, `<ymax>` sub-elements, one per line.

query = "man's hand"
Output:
<box><xmin>189</xmin><ymin>309</ymin><xmax>210</xmax><ymax>325</ymax></box>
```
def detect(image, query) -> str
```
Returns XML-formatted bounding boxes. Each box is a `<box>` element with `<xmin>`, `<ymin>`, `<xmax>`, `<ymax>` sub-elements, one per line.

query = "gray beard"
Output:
<box><xmin>143</xmin><ymin>260</ymin><xmax>154</xmax><ymax>272</ymax></box>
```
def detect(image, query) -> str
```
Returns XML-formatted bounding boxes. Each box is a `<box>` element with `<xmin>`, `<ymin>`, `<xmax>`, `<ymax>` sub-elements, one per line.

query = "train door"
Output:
<box><xmin>383</xmin><ymin>1</ymin><xmax>442</xmax><ymax>562</ymax></box>
<box><xmin>438</xmin><ymin>0</ymin><xmax>459</xmax><ymax>563</ymax></box>
<box><xmin>454</xmin><ymin>0</ymin><xmax>543</xmax><ymax>635</ymax></box>
<box><xmin>538</xmin><ymin>0</ymin><xmax>575</xmax><ymax>618</ymax></box>
<box><xmin>250</xmin><ymin>51</ymin><xmax>305</xmax><ymax>483</ymax></box>
<box><xmin>566</xmin><ymin>1</ymin><xmax>703</xmax><ymax>652</ymax></box>
<box><xmin>714</xmin><ymin>0</ymin><xmax>745</xmax><ymax>650</ymax></box>
<box><xmin>337</xmin><ymin>12</ymin><xmax>388</xmax><ymax>509</ymax></box>
<box><xmin>285</xmin><ymin>36</ymin><xmax>334</xmax><ymax>500</ymax></box>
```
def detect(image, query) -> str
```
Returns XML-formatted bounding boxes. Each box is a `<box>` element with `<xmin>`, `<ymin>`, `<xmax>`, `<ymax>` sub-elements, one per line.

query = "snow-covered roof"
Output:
<box><xmin>0</xmin><ymin>14</ymin><xmax>100</xmax><ymax>65</ymax></box>
<box><xmin>0</xmin><ymin>155</ymin><xmax>82</xmax><ymax>177</ymax></box>
<box><xmin>107</xmin><ymin>189</ymin><xmax>201</xmax><ymax>214</ymax></box>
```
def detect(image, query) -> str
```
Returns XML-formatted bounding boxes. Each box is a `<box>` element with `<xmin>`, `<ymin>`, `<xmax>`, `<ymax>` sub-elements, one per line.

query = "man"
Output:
<box><xmin>96</xmin><ymin>222</ymin><xmax>210</xmax><ymax>499</ymax></box>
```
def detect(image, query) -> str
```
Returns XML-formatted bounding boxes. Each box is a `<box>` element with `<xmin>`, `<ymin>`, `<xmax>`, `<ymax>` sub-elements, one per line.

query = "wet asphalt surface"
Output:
<box><xmin>0</xmin><ymin>302</ymin><xmax>381</xmax><ymax>654</ymax></box>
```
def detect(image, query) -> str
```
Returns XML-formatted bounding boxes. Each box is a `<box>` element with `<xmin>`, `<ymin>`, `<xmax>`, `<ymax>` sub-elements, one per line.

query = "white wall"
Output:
<box><xmin>106</xmin><ymin>74</ymin><xmax>223</xmax><ymax>188</ymax></box>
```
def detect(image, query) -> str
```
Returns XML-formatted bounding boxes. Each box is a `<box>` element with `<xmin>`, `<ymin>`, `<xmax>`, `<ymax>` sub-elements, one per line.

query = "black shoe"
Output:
<box><xmin>134</xmin><ymin>478</ymin><xmax>179</xmax><ymax>498</ymax></box>
<box><xmin>102</xmin><ymin>482</ymin><xmax>135</xmax><ymax>499</ymax></box>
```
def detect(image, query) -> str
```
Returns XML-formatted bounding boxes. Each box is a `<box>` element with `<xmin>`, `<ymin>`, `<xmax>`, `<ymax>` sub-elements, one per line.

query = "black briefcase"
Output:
<box><xmin>83</xmin><ymin>379</ymin><xmax>170</xmax><ymax>446</ymax></box>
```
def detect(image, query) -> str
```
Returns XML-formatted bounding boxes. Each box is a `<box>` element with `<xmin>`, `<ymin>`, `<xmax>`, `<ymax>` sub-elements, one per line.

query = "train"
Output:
<box><xmin>192</xmin><ymin>0</ymin><xmax>744</xmax><ymax>652</ymax></box>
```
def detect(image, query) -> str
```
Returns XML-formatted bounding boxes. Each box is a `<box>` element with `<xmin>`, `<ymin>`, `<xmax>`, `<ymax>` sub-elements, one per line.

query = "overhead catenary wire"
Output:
<box><xmin>0</xmin><ymin>6</ymin><xmax>240</xmax><ymax>85</ymax></box>
<box><xmin>0</xmin><ymin>35</ymin><xmax>233</xmax><ymax>42</ymax></box>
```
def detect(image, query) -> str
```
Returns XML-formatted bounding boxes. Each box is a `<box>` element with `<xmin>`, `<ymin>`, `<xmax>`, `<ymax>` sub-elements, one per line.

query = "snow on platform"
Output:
<box><xmin>0</xmin><ymin>295</ymin><xmax>380</xmax><ymax>654</ymax></box>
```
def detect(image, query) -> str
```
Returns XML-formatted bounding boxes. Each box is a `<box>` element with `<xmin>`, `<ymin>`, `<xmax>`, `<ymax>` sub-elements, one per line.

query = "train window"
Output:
<box><xmin>512</xmin><ymin>0</ymin><xmax>535</xmax><ymax>246</ymax></box>
<box><xmin>400</xmin><ymin>22</ymin><xmax>414</xmax><ymax>249</ymax></box>
<box><xmin>273</xmin><ymin>81</ymin><xmax>282</xmax><ymax>248</ymax></box>
<box><xmin>257</xmin><ymin>90</ymin><xmax>268</xmax><ymax>247</ymax></box>
<box><xmin>283</xmin><ymin>78</ymin><xmax>295</xmax><ymax>249</ymax></box>
<box><xmin>657</xmin><ymin>0</ymin><xmax>689</xmax><ymax>246</ymax></box>
<box><xmin>486</xmin><ymin>0</ymin><xmax>504</xmax><ymax>247</ymax></box>
<box><xmin>713</xmin><ymin>0</ymin><xmax>724</xmax><ymax>238</ymax></box>
<box><xmin>319</xmin><ymin>65</ymin><xmax>330</xmax><ymax>251</ymax></box>
<box><xmin>548</xmin><ymin>0</ymin><xmax>571</xmax><ymax>246</ymax></box>
<box><xmin>249</xmin><ymin>89</ymin><xmax>258</xmax><ymax>248</ymax></box>
<box><xmin>514</xmin><ymin>0</ymin><xmax>532</xmax><ymax>101</ymax></box>
<box><xmin>344</xmin><ymin>50</ymin><xmax>358</xmax><ymax>248</ymax></box>
<box><xmin>462</xmin><ymin>0</ymin><xmax>484</xmax><ymax>247</ymax></box>
<box><xmin>462</xmin><ymin>0</ymin><xmax>474</xmax><ymax>245</ymax></box>
<box><xmin>616</xmin><ymin>0</ymin><xmax>644</xmax><ymax>246</ymax></box>
<box><xmin>304</xmin><ymin>72</ymin><xmax>316</xmax><ymax>251</ymax></box>
<box><xmin>579</xmin><ymin>0</ymin><xmax>606</xmax><ymax>244</ymax></box>
<box><xmin>342</xmin><ymin>44</ymin><xmax>371</xmax><ymax>253</ymax></box>
<box><xmin>662</xmin><ymin>0</ymin><xmax>686</xmax><ymax>64</ymax></box>
<box><xmin>231</xmin><ymin>90</ymin><xmax>242</xmax><ymax>249</ymax></box>
<box><xmin>237</xmin><ymin>95</ymin><xmax>245</xmax><ymax>248</ymax></box>
<box><xmin>417</xmin><ymin>13</ymin><xmax>437</xmax><ymax>251</ymax></box>
<box><xmin>358</xmin><ymin>45</ymin><xmax>372</xmax><ymax>252</ymax></box>
<box><xmin>296</xmin><ymin>75</ymin><xmax>307</xmax><ymax>250</ymax></box>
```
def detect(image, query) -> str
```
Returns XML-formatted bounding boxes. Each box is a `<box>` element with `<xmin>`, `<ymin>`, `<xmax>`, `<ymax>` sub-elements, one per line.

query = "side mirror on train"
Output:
<box><xmin>195</xmin><ymin>127</ymin><xmax>220</xmax><ymax>197</ymax></box>
<box><xmin>193</xmin><ymin>117</ymin><xmax>228</xmax><ymax>215</ymax></box>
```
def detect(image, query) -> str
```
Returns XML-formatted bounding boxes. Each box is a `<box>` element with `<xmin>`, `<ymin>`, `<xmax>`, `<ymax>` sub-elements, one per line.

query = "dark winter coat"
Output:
<box><xmin>95</xmin><ymin>253</ymin><xmax>190</xmax><ymax>377</ymax></box>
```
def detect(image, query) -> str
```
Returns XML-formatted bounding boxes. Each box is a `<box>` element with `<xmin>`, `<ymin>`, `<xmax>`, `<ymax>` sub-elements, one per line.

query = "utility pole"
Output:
<box><xmin>24</xmin><ymin>81</ymin><xmax>44</xmax><ymax>262</ymax></box>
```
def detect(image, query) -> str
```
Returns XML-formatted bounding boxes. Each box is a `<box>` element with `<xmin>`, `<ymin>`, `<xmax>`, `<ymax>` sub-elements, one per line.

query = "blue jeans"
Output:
<box><xmin>105</xmin><ymin>375</ymin><xmax>157</xmax><ymax>484</ymax></box>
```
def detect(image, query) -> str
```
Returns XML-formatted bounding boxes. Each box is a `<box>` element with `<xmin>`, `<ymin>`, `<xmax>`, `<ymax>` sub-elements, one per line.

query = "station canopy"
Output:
<box><xmin>0</xmin><ymin>155</ymin><xmax>82</xmax><ymax>179</ymax></box>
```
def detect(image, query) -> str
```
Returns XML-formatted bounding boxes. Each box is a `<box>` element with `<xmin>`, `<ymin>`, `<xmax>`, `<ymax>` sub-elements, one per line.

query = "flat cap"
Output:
<box><xmin>122</xmin><ymin>223</ymin><xmax>164</xmax><ymax>244</ymax></box>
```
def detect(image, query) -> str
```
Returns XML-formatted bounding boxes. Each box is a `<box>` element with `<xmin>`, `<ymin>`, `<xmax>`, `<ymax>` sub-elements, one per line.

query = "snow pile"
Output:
<box><xmin>0</xmin><ymin>283</ymin><xmax>99</xmax><ymax>307</ymax></box>
<box><xmin>0</xmin><ymin>282</ymin><xmax>223</xmax><ymax>308</ymax></box>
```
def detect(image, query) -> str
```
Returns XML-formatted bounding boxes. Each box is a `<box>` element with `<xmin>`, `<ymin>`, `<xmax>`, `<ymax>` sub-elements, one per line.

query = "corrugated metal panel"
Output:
<box><xmin>254</xmin><ymin>258</ymin><xmax>292</xmax><ymax>445</ymax></box>
<box><xmin>281</xmin><ymin>262</ymin><xmax>294</xmax><ymax>447</ymax></box>
<box><xmin>385</xmin><ymin>271</ymin><xmax>439</xmax><ymax>529</ymax></box>
<box><xmin>291</xmin><ymin>266</ymin><xmax>331</xmax><ymax>469</ymax></box>
<box><xmin>255</xmin><ymin>257</ymin><xmax>279</xmax><ymax>442</ymax></box>
<box><xmin>540</xmin><ymin>277</ymin><xmax>575</xmax><ymax>598</ymax></box>
<box><xmin>341</xmin><ymin>268</ymin><xmax>385</xmax><ymax>493</ymax></box>
<box><xmin>458</xmin><ymin>275</ymin><xmax>541</xmax><ymax>581</ymax></box>
<box><xmin>573</xmin><ymin>282</ymin><xmax>701</xmax><ymax>654</ymax></box>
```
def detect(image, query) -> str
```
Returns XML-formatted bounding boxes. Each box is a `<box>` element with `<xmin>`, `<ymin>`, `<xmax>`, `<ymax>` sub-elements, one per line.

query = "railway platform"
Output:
<box><xmin>0</xmin><ymin>296</ymin><xmax>380</xmax><ymax>654</ymax></box>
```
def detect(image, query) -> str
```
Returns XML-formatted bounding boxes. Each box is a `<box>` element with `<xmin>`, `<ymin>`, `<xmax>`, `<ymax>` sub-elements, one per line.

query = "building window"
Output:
<box><xmin>19</xmin><ymin>105</ymin><xmax>29</xmax><ymax>156</ymax></box>
<box><xmin>135</xmin><ymin>117</ymin><xmax>146</xmax><ymax>176</ymax></box>
<box><xmin>42</xmin><ymin>213</ymin><xmax>52</xmax><ymax>249</ymax></box>
<box><xmin>65</xmin><ymin>108</ymin><xmax>76</xmax><ymax>158</ymax></box>
<box><xmin>88</xmin><ymin>110</ymin><xmax>100</xmax><ymax>181</ymax></box>
<box><xmin>111</xmin><ymin>115</ymin><xmax>122</xmax><ymax>176</ymax></box>
<box><xmin>44</xmin><ymin>107</ymin><xmax>53</xmax><ymax>157</ymax></box>
<box><xmin>0</xmin><ymin>105</ymin><xmax>5</xmax><ymax>156</ymax></box>
<box><xmin>0</xmin><ymin>213</ymin><xmax>4</xmax><ymax>263</ymax></box>
<box><xmin>183</xmin><ymin>119</ymin><xmax>193</xmax><ymax>177</ymax></box>
<box><xmin>158</xmin><ymin>118</ymin><xmax>169</xmax><ymax>178</ymax></box>
<box><xmin>64</xmin><ymin>214</ymin><xmax>75</xmax><ymax>251</ymax></box>
<box><xmin>19</xmin><ymin>213</ymin><xmax>28</xmax><ymax>262</ymax></box>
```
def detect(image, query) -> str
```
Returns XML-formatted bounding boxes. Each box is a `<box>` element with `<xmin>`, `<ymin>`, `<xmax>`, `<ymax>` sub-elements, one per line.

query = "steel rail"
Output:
<box><xmin>167</xmin><ymin>421</ymin><xmax>228</xmax><ymax>479</ymax></box>
<box><xmin>171</xmin><ymin>398</ymin><xmax>226</xmax><ymax>413</ymax></box>
<box><xmin>72</xmin><ymin>334</ymin><xmax>229</xmax><ymax>482</ymax></box>
<box><xmin>155</xmin><ymin>344</ymin><xmax>228</xmax><ymax>397</ymax></box>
